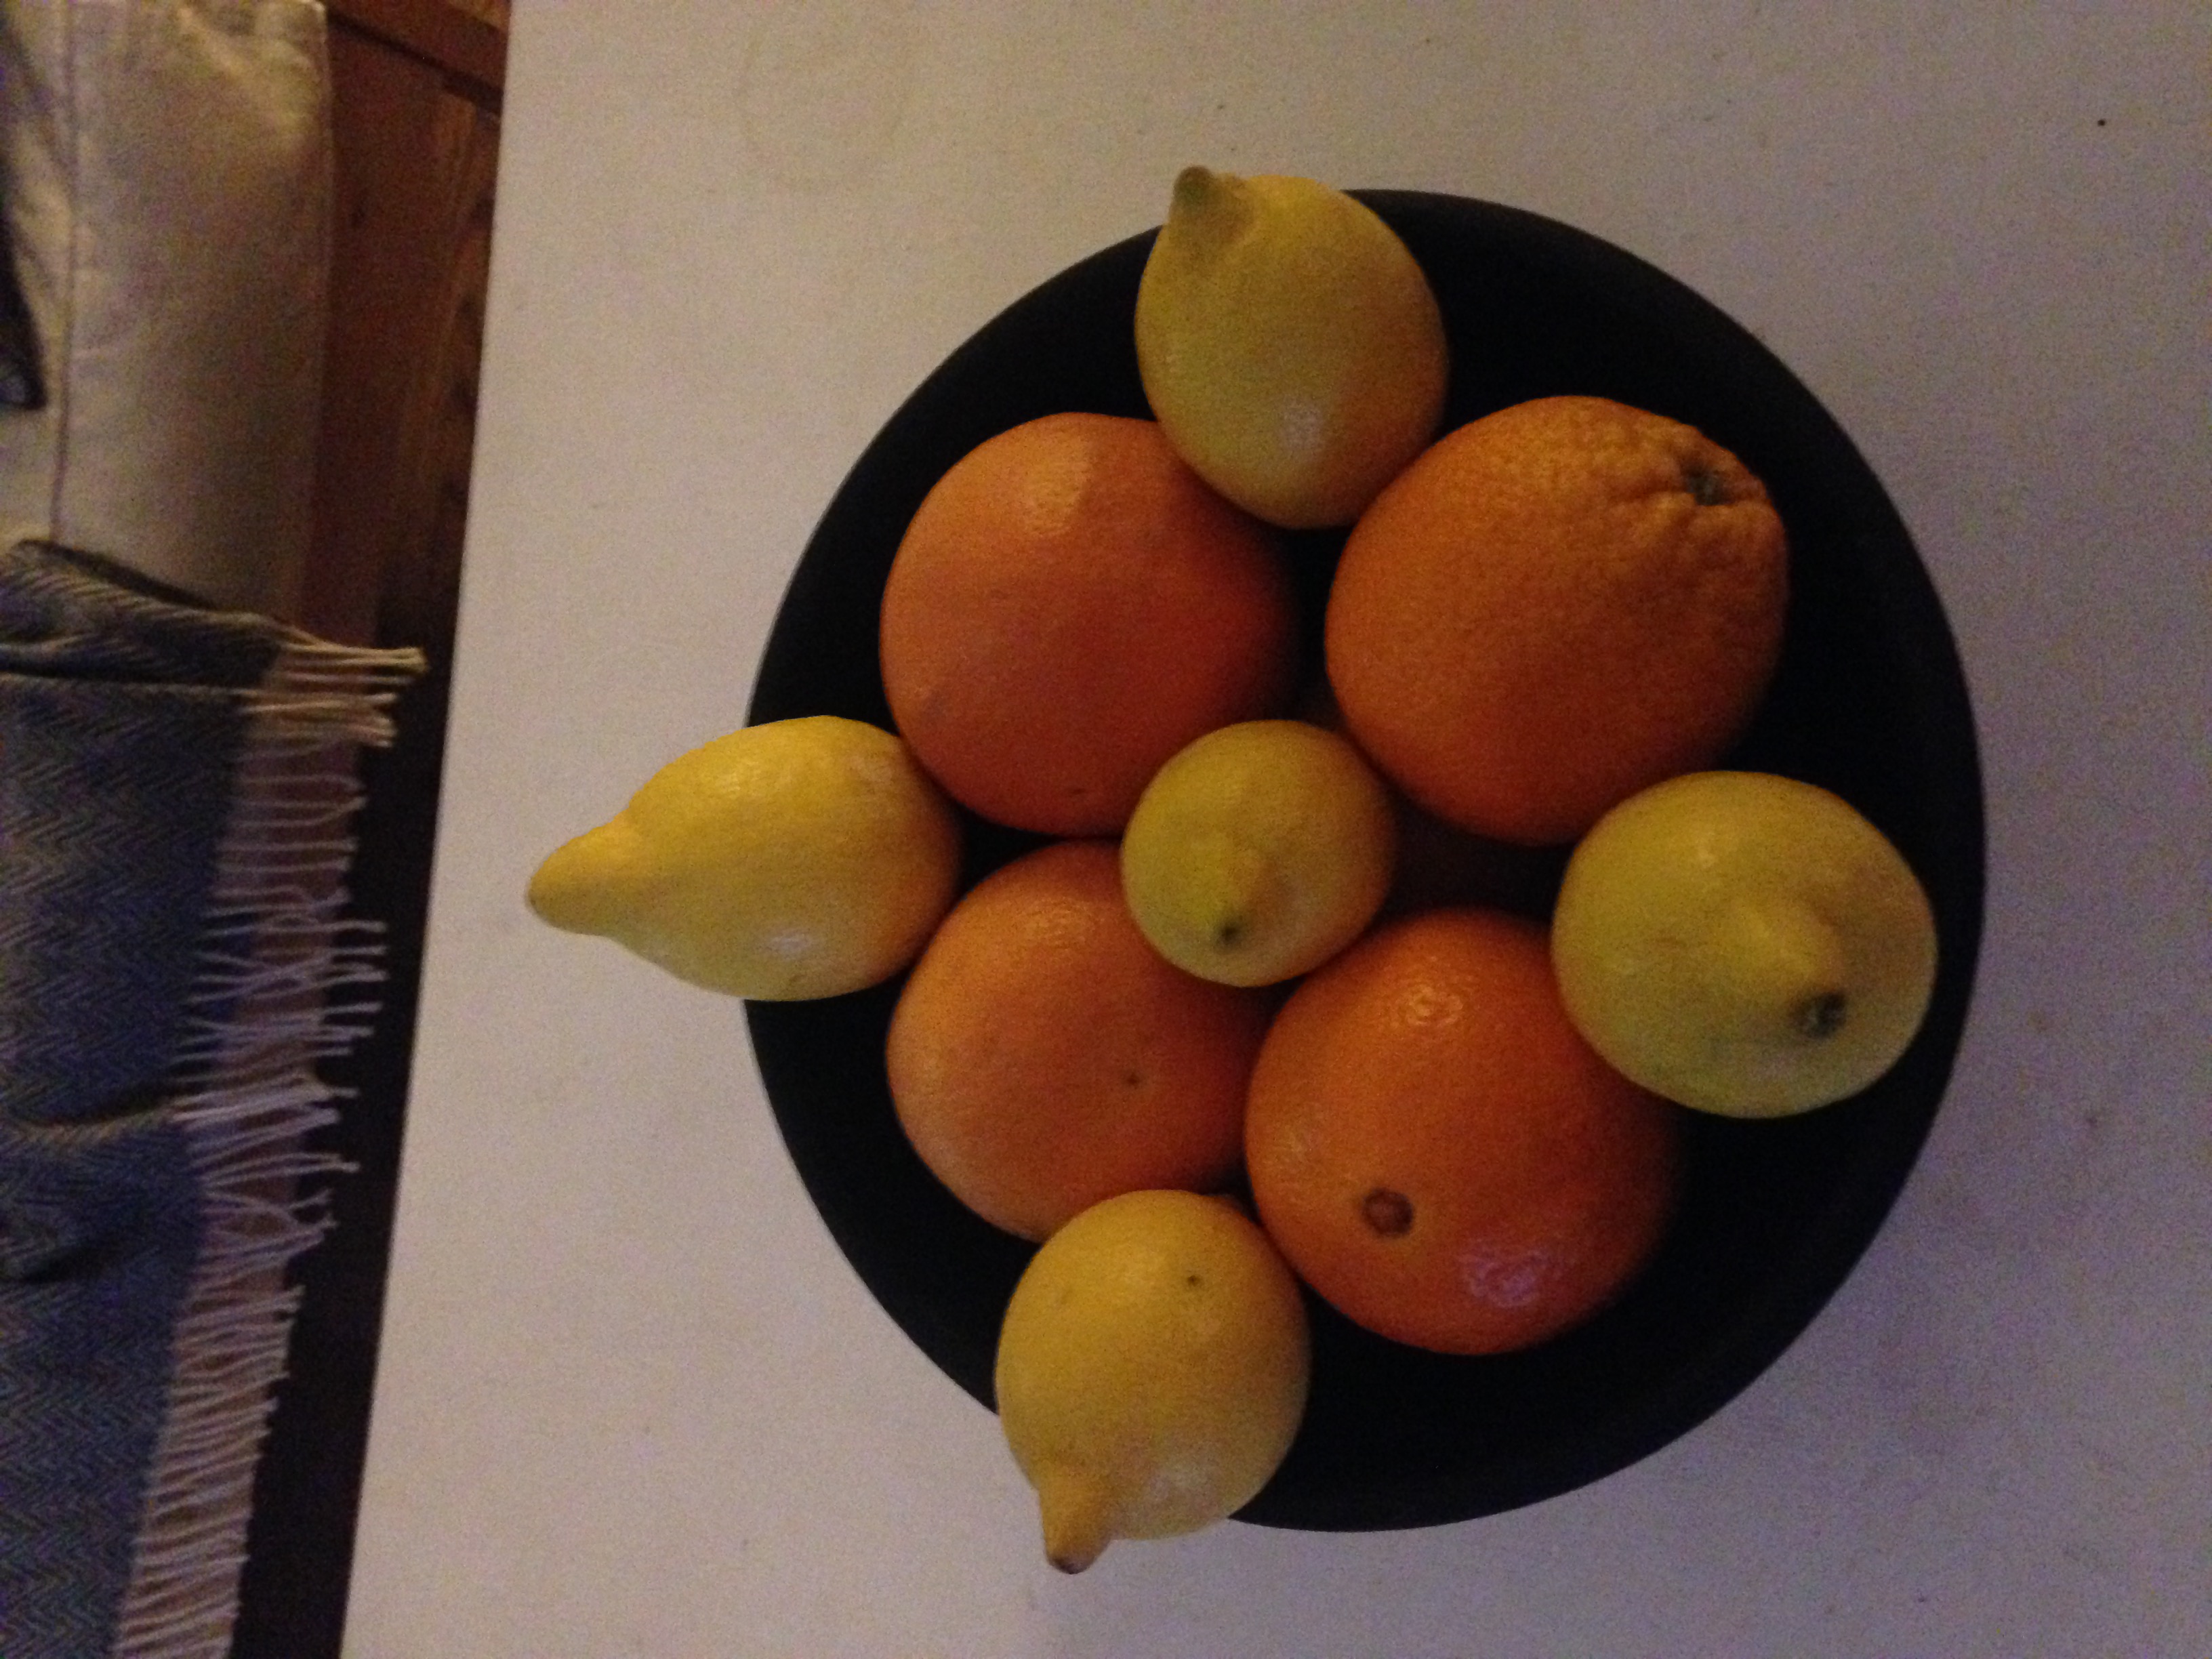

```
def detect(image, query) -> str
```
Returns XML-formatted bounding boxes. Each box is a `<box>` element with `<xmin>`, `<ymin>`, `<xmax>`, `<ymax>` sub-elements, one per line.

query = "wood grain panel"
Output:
<box><xmin>442</xmin><ymin>0</ymin><xmax>512</xmax><ymax>32</ymax></box>
<box><xmin>298</xmin><ymin>22</ymin><xmax>498</xmax><ymax>647</ymax></box>
<box><xmin>324</xmin><ymin>0</ymin><xmax>506</xmax><ymax>98</ymax></box>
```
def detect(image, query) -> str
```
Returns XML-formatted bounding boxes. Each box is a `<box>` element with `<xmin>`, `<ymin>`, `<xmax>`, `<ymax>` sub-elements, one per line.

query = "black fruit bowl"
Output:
<box><xmin>744</xmin><ymin>192</ymin><xmax>1984</xmax><ymax>1531</ymax></box>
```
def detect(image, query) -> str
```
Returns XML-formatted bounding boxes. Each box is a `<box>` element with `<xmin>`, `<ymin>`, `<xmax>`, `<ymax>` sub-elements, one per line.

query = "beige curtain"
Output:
<box><xmin>0</xmin><ymin>0</ymin><xmax>332</xmax><ymax>617</ymax></box>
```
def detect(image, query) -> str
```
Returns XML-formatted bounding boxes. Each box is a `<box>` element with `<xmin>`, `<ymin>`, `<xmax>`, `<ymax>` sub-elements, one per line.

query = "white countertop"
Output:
<box><xmin>344</xmin><ymin>5</ymin><xmax>2209</xmax><ymax>1653</ymax></box>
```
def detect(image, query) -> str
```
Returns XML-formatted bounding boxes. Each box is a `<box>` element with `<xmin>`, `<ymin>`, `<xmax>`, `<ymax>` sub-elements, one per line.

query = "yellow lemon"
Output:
<box><xmin>527</xmin><ymin>715</ymin><xmax>961</xmax><ymax>1000</ymax></box>
<box><xmin>1120</xmin><ymin>719</ymin><xmax>1395</xmax><ymax>985</ymax></box>
<box><xmin>1551</xmin><ymin>771</ymin><xmax>1938</xmax><ymax>1118</ymax></box>
<box><xmin>994</xmin><ymin>1189</ymin><xmax>1309</xmax><ymax>1573</ymax></box>
<box><xmin>1134</xmin><ymin>166</ymin><xmax>1448</xmax><ymax>529</ymax></box>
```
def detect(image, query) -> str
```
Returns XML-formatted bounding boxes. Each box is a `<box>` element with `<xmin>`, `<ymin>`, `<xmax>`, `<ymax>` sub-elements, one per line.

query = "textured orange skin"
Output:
<box><xmin>887</xmin><ymin>841</ymin><xmax>1273</xmax><ymax>1242</ymax></box>
<box><xmin>1326</xmin><ymin>396</ymin><xmax>1788</xmax><ymax>846</ymax></box>
<box><xmin>1246</xmin><ymin>907</ymin><xmax>1681</xmax><ymax>1355</ymax></box>
<box><xmin>880</xmin><ymin>413</ymin><xmax>1298</xmax><ymax>836</ymax></box>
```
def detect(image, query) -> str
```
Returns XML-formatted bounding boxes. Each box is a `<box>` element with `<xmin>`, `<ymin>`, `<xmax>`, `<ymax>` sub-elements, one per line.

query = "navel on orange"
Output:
<box><xmin>1244</xmin><ymin>906</ymin><xmax>1681</xmax><ymax>1355</ymax></box>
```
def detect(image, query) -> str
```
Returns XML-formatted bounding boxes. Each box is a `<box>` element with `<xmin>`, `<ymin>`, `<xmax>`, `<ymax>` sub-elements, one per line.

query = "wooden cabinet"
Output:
<box><xmin>298</xmin><ymin>0</ymin><xmax>505</xmax><ymax>653</ymax></box>
<box><xmin>232</xmin><ymin>5</ymin><xmax>507</xmax><ymax>1654</ymax></box>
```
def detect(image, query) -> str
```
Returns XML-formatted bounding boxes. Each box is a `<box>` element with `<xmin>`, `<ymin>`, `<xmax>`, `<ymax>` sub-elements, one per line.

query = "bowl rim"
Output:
<box><xmin>745</xmin><ymin>188</ymin><xmax>1986</xmax><ymax>1532</ymax></box>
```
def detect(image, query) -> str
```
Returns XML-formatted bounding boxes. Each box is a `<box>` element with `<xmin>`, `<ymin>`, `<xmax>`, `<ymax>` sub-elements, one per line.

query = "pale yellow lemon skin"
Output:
<box><xmin>1551</xmin><ymin>771</ymin><xmax>1938</xmax><ymax>1118</ymax></box>
<box><xmin>1135</xmin><ymin>166</ymin><xmax>1448</xmax><ymax>529</ymax></box>
<box><xmin>994</xmin><ymin>1189</ymin><xmax>1310</xmax><ymax>1574</ymax></box>
<box><xmin>526</xmin><ymin>715</ymin><xmax>962</xmax><ymax>1001</ymax></box>
<box><xmin>1121</xmin><ymin>719</ymin><xmax>1396</xmax><ymax>987</ymax></box>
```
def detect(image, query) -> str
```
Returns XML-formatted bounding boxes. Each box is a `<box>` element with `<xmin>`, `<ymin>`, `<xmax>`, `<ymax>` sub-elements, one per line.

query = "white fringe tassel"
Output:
<box><xmin>111</xmin><ymin>634</ymin><xmax>425</xmax><ymax>1659</ymax></box>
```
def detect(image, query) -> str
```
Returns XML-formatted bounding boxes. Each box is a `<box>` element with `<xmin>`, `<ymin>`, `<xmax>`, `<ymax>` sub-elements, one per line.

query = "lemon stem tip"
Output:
<box><xmin>1036</xmin><ymin>1467</ymin><xmax>1116</xmax><ymax>1576</ymax></box>
<box><xmin>1167</xmin><ymin>165</ymin><xmax>1251</xmax><ymax>244</ymax></box>
<box><xmin>1718</xmin><ymin>894</ymin><xmax>1850</xmax><ymax>1039</ymax></box>
<box><xmin>1793</xmin><ymin>989</ymin><xmax>1849</xmax><ymax>1040</ymax></box>
<box><xmin>525</xmin><ymin>819</ymin><xmax>645</xmax><ymax>937</ymax></box>
<box><xmin>1171</xmin><ymin>163</ymin><xmax>1221</xmax><ymax>205</ymax></box>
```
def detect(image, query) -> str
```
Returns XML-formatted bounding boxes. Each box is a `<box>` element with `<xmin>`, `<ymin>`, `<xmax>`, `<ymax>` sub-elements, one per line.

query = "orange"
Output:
<box><xmin>1244</xmin><ymin>907</ymin><xmax>1680</xmax><ymax>1355</ymax></box>
<box><xmin>1290</xmin><ymin>676</ymin><xmax>1562</xmax><ymax>920</ymax></box>
<box><xmin>1324</xmin><ymin>395</ymin><xmax>1788</xmax><ymax>846</ymax></box>
<box><xmin>879</xmin><ymin>411</ymin><xmax>1298</xmax><ymax>836</ymax></box>
<box><xmin>886</xmin><ymin>840</ymin><xmax>1272</xmax><ymax>1242</ymax></box>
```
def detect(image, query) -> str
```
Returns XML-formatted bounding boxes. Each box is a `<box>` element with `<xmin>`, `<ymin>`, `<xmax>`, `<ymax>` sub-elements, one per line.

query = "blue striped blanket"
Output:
<box><xmin>0</xmin><ymin>541</ymin><xmax>419</xmax><ymax>1658</ymax></box>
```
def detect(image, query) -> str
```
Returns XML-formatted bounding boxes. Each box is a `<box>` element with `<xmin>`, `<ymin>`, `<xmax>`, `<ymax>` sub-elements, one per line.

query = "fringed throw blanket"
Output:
<box><xmin>0</xmin><ymin>541</ymin><xmax>422</xmax><ymax>1658</ymax></box>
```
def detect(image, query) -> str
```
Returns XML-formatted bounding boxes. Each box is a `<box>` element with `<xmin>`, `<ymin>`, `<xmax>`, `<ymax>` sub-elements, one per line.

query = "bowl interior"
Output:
<box><xmin>746</xmin><ymin>192</ymin><xmax>1984</xmax><ymax>1530</ymax></box>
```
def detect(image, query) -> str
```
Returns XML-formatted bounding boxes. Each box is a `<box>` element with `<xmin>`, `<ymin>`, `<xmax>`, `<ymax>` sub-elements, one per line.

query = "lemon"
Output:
<box><xmin>526</xmin><ymin>715</ymin><xmax>962</xmax><ymax>1000</ymax></box>
<box><xmin>1120</xmin><ymin>719</ymin><xmax>1395</xmax><ymax>986</ymax></box>
<box><xmin>1134</xmin><ymin>165</ymin><xmax>1448</xmax><ymax>529</ymax></box>
<box><xmin>994</xmin><ymin>1189</ymin><xmax>1309</xmax><ymax>1573</ymax></box>
<box><xmin>1551</xmin><ymin>771</ymin><xmax>1939</xmax><ymax>1118</ymax></box>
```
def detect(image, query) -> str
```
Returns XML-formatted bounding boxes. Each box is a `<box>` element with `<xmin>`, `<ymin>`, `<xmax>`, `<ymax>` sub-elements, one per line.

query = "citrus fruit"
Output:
<box><xmin>1552</xmin><ymin>770</ymin><xmax>1940</xmax><ymax>1118</ymax></box>
<box><xmin>994</xmin><ymin>1189</ymin><xmax>1310</xmax><ymax>1573</ymax></box>
<box><xmin>1120</xmin><ymin>719</ymin><xmax>1396</xmax><ymax>987</ymax></box>
<box><xmin>1245</xmin><ymin>907</ymin><xmax>1681</xmax><ymax>1355</ymax></box>
<box><xmin>886</xmin><ymin>840</ymin><xmax>1270</xmax><ymax>1242</ymax></box>
<box><xmin>1135</xmin><ymin>166</ymin><xmax>1448</xmax><ymax>529</ymax></box>
<box><xmin>1324</xmin><ymin>394</ymin><xmax>1789</xmax><ymax>846</ymax></box>
<box><xmin>1283</xmin><ymin>678</ymin><xmax>1565</xmax><ymax>918</ymax></box>
<box><xmin>878</xmin><ymin>411</ymin><xmax>1297</xmax><ymax>836</ymax></box>
<box><xmin>525</xmin><ymin>715</ymin><xmax>960</xmax><ymax>1000</ymax></box>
